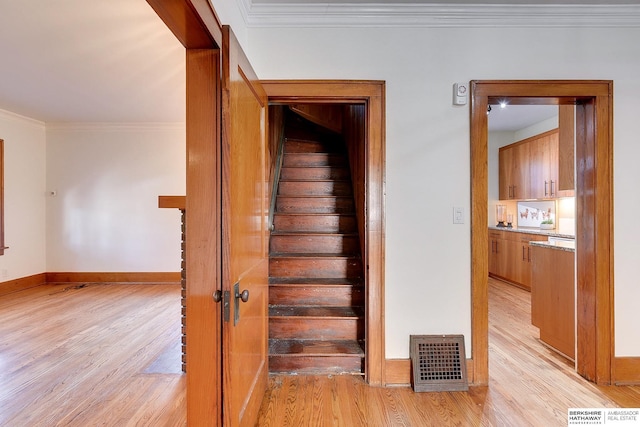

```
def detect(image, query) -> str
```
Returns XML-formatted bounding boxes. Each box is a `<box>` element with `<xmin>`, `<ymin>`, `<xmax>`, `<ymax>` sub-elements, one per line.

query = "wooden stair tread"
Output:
<box><xmin>269</xmin><ymin>305</ymin><xmax>363</xmax><ymax>318</ymax></box>
<box><xmin>269</xmin><ymin>277</ymin><xmax>362</xmax><ymax>286</ymax></box>
<box><xmin>269</xmin><ymin>253</ymin><xmax>361</xmax><ymax>258</ymax></box>
<box><xmin>269</xmin><ymin>339</ymin><xmax>364</xmax><ymax>356</ymax></box>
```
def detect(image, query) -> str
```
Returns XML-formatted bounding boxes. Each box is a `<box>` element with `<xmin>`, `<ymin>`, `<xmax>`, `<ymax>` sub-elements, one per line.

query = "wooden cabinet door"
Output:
<box><xmin>499</xmin><ymin>146</ymin><xmax>514</xmax><ymax>200</ymax></box>
<box><xmin>221</xmin><ymin>26</ymin><xmax>269</xmax><ymax>427</ymax></box>
<box><xmin>499</xmin><ymin>142</ymin><xmax>529</xmax><ymax>200</ymax></box>
<box><xmin>528</xmin><ymin>130</ymin><xmax>559</xmax><ymax>199</ymax></box>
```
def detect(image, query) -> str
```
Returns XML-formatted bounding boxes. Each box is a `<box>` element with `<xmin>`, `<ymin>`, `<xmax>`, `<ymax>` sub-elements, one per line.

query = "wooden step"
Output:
<box><xmin>284</xmin><ymin>139</ymin><xmax>342</xmax><ymax>153</ymax></box>
<box><xmin>280</xmin><ymin>166</ymin><xmax>350</xmax><ymax>181</ymax></box>
<box><xmin>278</xmin><ymin>180</ymin><xmax>352</xmax><ymax>197</ymax></box>
<box><xmin>275</xmin><ymin>196</ymin><xmax>354</xmax><ymax>214</ymax></box>
<box><xmin>268</xmin><ymin>339</ymin><xmax>364</xmax><ymax>374</ymax></box>
<box><xmin>282</xmin><ymin>153</ymin><xmax>347</xmax><ymax>168</ymax></box>
<box><xmin>272</xmin><ymin>213</ymin><xmax>357</xmax><ymax>233</ymax></box>
<box><xmin>269</xmin><ymin>255</ymin><xmax>362</xmax><ymax>278</ymax></box>
<box><xmin>269</xmin><ymin>233</ymin><xmax>359</xmax><ymax>255</ymax></box>
<box><xmin>269</xmin><ymin>281</ymin><xmax>364</xmax><ymax>306</ymax></box>
<box><xmin>269</xmin><ymin>306</ymin><xmax>363</xmax><ymax>340</ymax></box>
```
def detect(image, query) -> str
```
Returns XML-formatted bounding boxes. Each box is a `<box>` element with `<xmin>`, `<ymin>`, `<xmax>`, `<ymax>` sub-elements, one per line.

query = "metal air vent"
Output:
<box><xmin>410</xmin><ymin>334</ymin><xmax>468</xmax><ymax>392</ymax></box>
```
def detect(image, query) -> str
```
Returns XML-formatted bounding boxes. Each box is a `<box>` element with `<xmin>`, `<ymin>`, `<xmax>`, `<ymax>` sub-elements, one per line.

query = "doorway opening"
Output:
<box><xmin>262</xmin><ymin>80</ymin><xmax>386</xmax><ymax>386</ymax></box>
<box><xmin>470</xmin><ymin>80</ymin><xmax>614</xmax><ymax>385</ymax></box>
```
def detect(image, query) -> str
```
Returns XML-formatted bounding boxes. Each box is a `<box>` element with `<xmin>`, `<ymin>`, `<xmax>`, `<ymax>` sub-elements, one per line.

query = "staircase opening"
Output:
<box><xmin>268</xmin><ymin>106</ymin><xmax>365</xmax><ymax>375</ymax></box>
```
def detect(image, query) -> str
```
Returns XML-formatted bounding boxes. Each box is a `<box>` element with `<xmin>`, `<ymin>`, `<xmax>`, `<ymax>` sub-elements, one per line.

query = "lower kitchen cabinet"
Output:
<box><xmin>530</xmin><ymin>244</ymin><xmax>575</xmax><ymax>360</ymax></box>
<box><xmin>488</xmin><ymin>229</ymin><xmax>547</xmax><ymax>291</ymax></box>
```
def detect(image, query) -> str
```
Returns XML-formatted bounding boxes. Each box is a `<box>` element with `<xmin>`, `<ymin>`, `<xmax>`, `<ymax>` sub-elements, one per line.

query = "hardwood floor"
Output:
<box><xmin>257</xmin><ymin>278</ymin><xmax>640</xmax><ymax>426</ymax></box>
<box><xmin>0</xmin><ymin>283</ymin><xmax>185</xmax><ymax>426</ymax></box>
<box><xmin>2</xmin><ymin>279</ymin><xmax>638</xmax><ymax>426</ymax></box>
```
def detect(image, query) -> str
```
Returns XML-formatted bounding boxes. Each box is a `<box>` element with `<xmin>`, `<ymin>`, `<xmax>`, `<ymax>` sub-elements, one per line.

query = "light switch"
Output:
<box><xmin>453</xmin><ymin>207</ymin><xmax>464</xmax><ymax>224</ymax></box>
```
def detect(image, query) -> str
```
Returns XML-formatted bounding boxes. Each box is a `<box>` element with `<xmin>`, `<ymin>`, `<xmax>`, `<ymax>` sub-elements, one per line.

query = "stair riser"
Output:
<box><xmin>269</xmin><ymin>318</ymin><xmax>363</xmax><ymax>340</ymax></box>
<box><xmin>278</xmin><ymin>181</ymin><xmax>352</xmax><ymax>197</ymax></box>
<box><xmin>270</xmin><ymin>235</ymin><xmax>359</xmax><ymax>254</ymax></box>
<box><xmin>269</xmin><ymin>286</ymin><xmax>364</xmax><ymax>306</ymax></box>
<box><xmin>284</xmin><ymin>140</ymin><xmax>341</xmax><ymax>153</ymax></box>
<box><xmin>283</xmin><ymin>154</ymin><xmax>347</xmax><ymax>167</ymax></box>
<box><xmin>268</xmin><ymin>356</ymin><xmax>363</xmax><ymax>374</ymax></box>
<box><xmin>280</xmin><ymin>167</ymin><xmax>350</xmax><ymax>181</ymax></box>
<box><xmin>269</xmin><ymin>258</ymin><xmax>362</xmax><ymax>278</ymax></box>
<box><xmin>275</xmin><ymin>197</ymin><xmax>354</xmax><ymax>214</ymax></box>
<box><xmin>273</xmin><ymin>214</ymin><xmax>357</xmax><ymax>233</ymax></box>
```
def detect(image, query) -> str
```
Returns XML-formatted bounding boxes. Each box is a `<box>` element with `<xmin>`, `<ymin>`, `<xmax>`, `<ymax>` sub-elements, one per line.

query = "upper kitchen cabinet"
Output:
<box><xmin>499</xmin><ymin>140</ymin><xmax>530</xmax><ymax>200</ymax></box>
<box><xmin>499</xmin><ymin>129</ymin><xmax>566</xmax><ymax>200</ymax></box>
<box><xmin>558</xmin><ymin>105</ymin><xmax>575</xmax><ymax>193</ymax></box>
<box><xmin>529</xmin><ymin>130</ymin><xmax>559</xmax><ymax>199</ymax></box>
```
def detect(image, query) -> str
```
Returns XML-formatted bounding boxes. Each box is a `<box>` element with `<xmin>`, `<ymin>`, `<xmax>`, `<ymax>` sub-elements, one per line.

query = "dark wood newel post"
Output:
<box><xmin>159</xmin><ymin>195</ymin><xmax>187</xmax><ymax>373</ymax></box>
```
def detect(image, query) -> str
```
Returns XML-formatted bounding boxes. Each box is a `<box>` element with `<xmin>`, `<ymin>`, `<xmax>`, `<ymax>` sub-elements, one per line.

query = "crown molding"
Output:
<box><xmin>239</xmin><ymin>1</ymin><xmax>640</xmax><ymax>28</ymax></box>
<box><xmin>0</xmin><ymin>108</ymin><xmax>46</xmax><ymax>128</ymax></box>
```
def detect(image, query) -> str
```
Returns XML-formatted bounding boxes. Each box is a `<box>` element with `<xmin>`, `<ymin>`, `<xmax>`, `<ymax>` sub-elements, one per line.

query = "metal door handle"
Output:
<box><xmin>236</xmin><ymin>289</ymin><xmax>249</xmax><ymax>303</ymax></box>
<box><xmin>212</xmin><ymin>290</ymin><xmax>222</xmax><ymax>303</ymax></box>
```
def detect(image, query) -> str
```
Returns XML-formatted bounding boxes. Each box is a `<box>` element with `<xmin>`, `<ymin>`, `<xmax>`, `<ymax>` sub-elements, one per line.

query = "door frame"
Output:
<box><xmin>470</xmin><ymin>80</ymin><xmax>614</xmax><ymax>385</ymax></box>
<box><xmin>261</xmin><ymin>80</ymin><xmax>386</xmax><ymax>386</ymax></box>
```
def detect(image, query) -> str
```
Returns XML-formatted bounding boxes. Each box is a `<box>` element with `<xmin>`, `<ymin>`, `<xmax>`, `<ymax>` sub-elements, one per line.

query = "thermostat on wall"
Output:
<box><xmin>453</xmin><ymin>82</ymin><xmax>468</xmax><ymax>105</ymax></box>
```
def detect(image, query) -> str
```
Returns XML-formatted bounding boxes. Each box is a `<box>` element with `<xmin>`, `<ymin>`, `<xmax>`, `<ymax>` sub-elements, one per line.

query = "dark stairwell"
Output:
<box><xmin>268</xmin><ymin>109</ymin><xmax>365</xmax><ymax>374</ymax></box>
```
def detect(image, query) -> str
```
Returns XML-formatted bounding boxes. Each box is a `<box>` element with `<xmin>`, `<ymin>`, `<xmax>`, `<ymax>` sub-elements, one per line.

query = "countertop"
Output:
<box><xmin>529</xmin><ymin>240</ymin><xmax>576</xmax><ymax>252</ymax></box>
<box><xmin>488</xmin><ymin>226</ymin><xmax>575</xmax><ymax>240</ymax></box>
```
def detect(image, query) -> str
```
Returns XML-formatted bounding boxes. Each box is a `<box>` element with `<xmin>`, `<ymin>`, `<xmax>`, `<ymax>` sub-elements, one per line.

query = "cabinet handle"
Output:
<box><xmin>527</xmin><ymin>247</ymin><xmax>531</xmax><ymax>262</ymax></box>
<box><xmin>544</xmin><ymin>180</ymin><xmax>548</xmax><ymax>197</ymax></box>
<box><xmin>551</xmin><ymin>180</ymin><xmax>555</xmax><ymax>196</ymax></box>
<box><xmin>522</xmin><ymin>245</ymin><xmax>526</xmax><ymax>261</ymax></box>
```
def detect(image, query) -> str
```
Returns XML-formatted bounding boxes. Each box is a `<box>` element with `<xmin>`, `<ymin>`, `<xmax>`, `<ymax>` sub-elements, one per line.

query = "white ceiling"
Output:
<box><xmin>0</xmin><ymin>1</ymin><xmax>633</xmax><ymax>124</ymax></box>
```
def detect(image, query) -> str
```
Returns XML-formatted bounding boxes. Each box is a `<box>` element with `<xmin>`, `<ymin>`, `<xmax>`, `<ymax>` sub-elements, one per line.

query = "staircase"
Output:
<box><xmin>268</xmin><ymin>113</ymin><xmax>365</xmax><ymax>374</ymax></box>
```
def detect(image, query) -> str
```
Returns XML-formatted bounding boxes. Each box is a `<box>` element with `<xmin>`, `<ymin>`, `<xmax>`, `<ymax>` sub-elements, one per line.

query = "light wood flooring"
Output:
<box><xmin>0</xmin><ymin>283</ymin><xmax>185</xmax><ymax>427</ymax></box>
<box><xmin>1</xmin><ymin>279</ymin><xmax>638</xmax><ymax>426</ymax></box>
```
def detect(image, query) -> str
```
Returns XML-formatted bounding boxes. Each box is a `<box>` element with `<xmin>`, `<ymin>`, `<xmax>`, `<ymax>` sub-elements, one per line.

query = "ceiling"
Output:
<box><xmin>0</xmin><ymin>1</ymin><xmax>632</xmax><ymax>124</ymax></box>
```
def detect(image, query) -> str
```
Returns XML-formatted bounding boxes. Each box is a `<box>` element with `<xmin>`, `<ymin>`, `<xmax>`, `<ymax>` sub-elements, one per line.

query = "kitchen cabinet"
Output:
<box><xmin>529</xmin><ymin>131</ymin><xmax>559</xmax><ymax>199</ymax></box>
<box><xmin>488</xmin><ymin>229</ymin><xmax>547</xmax><ymax>290</ymax></box>
<box><xmin>499</xmin><ymin>141</ymin><xmax>530</xmax><ymax>200</ymax></box>
<box><xmin>499</xmin><ymin>129</ymin><xmax>559</xmax><ymax>200</ymax></box>
<box><xmin>531</xmin><ymin>244</ymin><xmax>575</xmax><ymax>359</ymax></box>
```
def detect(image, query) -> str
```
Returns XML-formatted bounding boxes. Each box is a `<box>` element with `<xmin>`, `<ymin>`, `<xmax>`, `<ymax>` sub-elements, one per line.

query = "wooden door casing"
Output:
<box><xmin>471</xmin><ymin>80</ymin><xmax>613</xmax><ymax>386</ymax></box>
<box><xmin>221</xmin><ymin>25</ymin><xmax>269</xmax><ymax>427</ymax></box>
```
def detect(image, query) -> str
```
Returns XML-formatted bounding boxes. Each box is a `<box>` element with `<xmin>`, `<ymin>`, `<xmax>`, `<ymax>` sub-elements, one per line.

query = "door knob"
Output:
<box><xmin>236</xmin><ymin>289</ymin><xmax>249</xmax><ymax>303</ymax></box>
<box><xmin>212</xmin><ymin>290</ymin><xmax>222</xmax><ymax>303</ymax></box>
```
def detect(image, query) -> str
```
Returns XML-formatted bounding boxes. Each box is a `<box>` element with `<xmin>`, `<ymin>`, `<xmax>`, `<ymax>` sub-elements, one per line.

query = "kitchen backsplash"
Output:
<box><xmin>490</xmin><ymin>197</ymin><xmax>575</xmax><ymax>236</ymax></box>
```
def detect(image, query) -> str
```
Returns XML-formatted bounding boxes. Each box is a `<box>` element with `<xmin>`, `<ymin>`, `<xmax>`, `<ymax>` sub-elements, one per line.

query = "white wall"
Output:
<box><xmin>46</xmin><ymin>124</ymin><xmax>185</xmax><ymax>272</ymax></box>
<box><xmin>245</xmin><ymin>25</ymin><xmax>640</xmax><ymax>357</ymax></box>
<box><xmin>0</xmin><ymin>110</ymin><xmax>47</xmax><ymax>281</ymax></box>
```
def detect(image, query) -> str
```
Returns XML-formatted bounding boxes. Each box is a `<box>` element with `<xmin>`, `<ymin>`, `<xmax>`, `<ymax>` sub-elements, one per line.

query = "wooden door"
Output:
<box><xmin>220</xmin><ymin>25</ymin><xmax>269</xmax><ymax>427</ymax></box>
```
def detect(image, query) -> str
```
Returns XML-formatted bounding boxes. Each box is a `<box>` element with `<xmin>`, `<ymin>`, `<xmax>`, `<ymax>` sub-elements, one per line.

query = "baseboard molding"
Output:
<box><xmin>613</xmin><ymin>357</ymin><xmax>640</xmax><ymax>385</ymax></box>
<box><xmin>0</xmin><ymin>273</ymin><xmax>47</xmax><ymax>296</ymax></box>
<box><xmin>385</xmin><ymin>358</ymin><xmax>475</xmax><ymax>386</ymax></box>
<box><xmin>46</xmin><ymin>272</ymin><xmax>181</xmax><ymax>284</ymax></box>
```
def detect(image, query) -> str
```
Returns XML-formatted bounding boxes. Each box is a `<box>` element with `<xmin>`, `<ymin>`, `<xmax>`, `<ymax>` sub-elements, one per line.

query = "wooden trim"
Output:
<box><xmin>262</xmin><ymin>80</ymin><xmax>386</xmax><ymax>387</ymax></box>
<box><xmin>385</xmin><ymin>358</ymin><xmax>474</xmax><ymax>387</ymax></box>
<box><xmin>45</xmin><ymin>272</ymin><xmax>180</xmax><ymax>284</ymax></box>
<box><xmin>613</xmin><ymin>357</ymin><xmax>640</xmax><ymax>385</ymax></box>
<box><xmin>158</xmin><ymin>195</ymin><xmax>186</xmax><ymax>209</ymax></box>
<box><xmin>145</xmin><ymin>0</ymin><xmax>221</xmax><ymax>48</ymax></box>
<box><xmin>185</xmin><ymin>49</ymin><xmax>222</xmax><ymax>425</ymax></box>
<box><xmin>471</xmin><ymin>80</ymin><xmax>614</xmax><ymax>385</ymax></box>
<box><xmin>0</xmin><ymin>273</ymin><xmax>46</xmax><ymax>296</ymax></box>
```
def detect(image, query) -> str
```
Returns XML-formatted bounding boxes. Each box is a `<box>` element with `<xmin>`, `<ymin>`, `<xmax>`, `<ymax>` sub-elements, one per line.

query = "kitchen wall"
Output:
<box><xmin>45</xmin><ymin>123</ymin><xmax>185</xmax><ymax>273</ymax></box>
<box><xmin>225</xmin><ymin>16</ymin><xmax>640</xmax><ymax>357</ymax></box>
<box><xmin>0</xmin><ymin>109</ymin><xmax>46</xmax><ymax>281</ymax></box>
